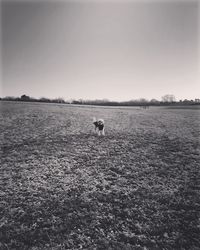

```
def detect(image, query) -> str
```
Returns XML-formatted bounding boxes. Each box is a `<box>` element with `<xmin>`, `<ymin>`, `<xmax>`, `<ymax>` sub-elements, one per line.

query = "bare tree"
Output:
<box><xmin>161</xmin><ymin>94</ymin><xmax>176</xmax><ymax>103</ymax></box>
<box><xmin>150</xmin><ymin>99</ymin><xmax>159</xmax><ymax>104</ymax></box>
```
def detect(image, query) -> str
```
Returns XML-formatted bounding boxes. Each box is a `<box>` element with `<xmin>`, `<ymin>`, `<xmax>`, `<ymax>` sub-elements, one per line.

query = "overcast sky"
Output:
<box><xmin>1</xmin><ymin>0</ymin><xmax>199</xmax><ymax>101</ymax></box>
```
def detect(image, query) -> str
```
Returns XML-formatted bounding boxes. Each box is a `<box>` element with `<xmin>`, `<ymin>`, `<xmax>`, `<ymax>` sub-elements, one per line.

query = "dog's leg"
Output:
<box><xmin>94</xmin><ymin>125</ymin><xmax>99</xmax><ymax>134</ymax></box>
<box><xmin>102</xmin><ymin>128</ymin><xmax>105</xmax><ymax>136</ymax></box>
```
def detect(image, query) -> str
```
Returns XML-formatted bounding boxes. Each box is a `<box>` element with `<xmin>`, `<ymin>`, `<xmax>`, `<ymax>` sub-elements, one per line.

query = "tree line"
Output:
<box><xmin>0</xmin><ymin>94</ymin><xmax>200</xmax><ymax>106</ymax></box>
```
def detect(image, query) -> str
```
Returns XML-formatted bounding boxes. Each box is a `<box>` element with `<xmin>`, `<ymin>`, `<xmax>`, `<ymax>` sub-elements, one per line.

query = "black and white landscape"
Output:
<box><xmin>0</xmin><ymin>0</ymin><xmax>200</xmax><ymax>249</ymax></box>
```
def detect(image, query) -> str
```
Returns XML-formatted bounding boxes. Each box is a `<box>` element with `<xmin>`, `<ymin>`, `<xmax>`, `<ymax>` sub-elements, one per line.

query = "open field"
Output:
<box><xmin>1</xmin><ymin>101</ymin><xmax>200</xmax><ymax>250</ymax></box>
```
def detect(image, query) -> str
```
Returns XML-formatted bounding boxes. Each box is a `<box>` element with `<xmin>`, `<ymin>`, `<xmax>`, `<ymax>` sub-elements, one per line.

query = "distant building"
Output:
<box><xmin>195</xmin><ymin>99</ymin><xmax>200</xmax><ymax>103</ymax></box>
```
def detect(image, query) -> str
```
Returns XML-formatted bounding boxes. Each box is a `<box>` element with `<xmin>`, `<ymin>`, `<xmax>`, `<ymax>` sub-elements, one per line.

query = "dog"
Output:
<box><xmin>93</xmin><ymin>117</ymin><xmax>105</xmax><ymax>136</ymax></box>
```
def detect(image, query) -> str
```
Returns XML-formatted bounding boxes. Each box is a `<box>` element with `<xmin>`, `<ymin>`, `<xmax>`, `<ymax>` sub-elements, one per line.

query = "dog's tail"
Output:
<box><xmin>93</xmin><ymin>117</ymin><xmax>97</xmax><ymax>123</ymax></box>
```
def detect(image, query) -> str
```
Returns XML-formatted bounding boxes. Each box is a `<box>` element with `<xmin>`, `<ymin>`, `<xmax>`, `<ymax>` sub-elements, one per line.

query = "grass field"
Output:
<box><xmin>1</xmin><ymin>101</ymin><xmax>200</xmax><ymax>250</ymax></box>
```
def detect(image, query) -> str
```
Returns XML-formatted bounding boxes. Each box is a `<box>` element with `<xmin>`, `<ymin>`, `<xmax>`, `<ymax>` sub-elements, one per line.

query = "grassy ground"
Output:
<box><xmin>0</xmin><ymin>101</ymin><xmax>200</xmax><ymax>249</ymax></box>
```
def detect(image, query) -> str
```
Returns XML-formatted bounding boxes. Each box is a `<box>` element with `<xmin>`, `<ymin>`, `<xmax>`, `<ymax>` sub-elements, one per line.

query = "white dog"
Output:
<box><xmin>93</xmin><ymin>117</ymin><xmax>105</xmax><ymax>136</ymax></box>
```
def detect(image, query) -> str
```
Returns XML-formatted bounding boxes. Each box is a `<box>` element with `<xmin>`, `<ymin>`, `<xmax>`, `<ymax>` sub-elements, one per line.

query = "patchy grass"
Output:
<box><xmin>0</xmin><ymin>101</ymin><xmax>200</xmax><ymax>250</ymax></box>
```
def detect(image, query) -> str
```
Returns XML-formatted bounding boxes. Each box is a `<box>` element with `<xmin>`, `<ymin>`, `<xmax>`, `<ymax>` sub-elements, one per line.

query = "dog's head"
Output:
<box><xmin>97</xmin><ymin>119</ymin><xmax>104</xmax><ymax>125</ymax></box>
<box><xmin>93</xmin><ymin>118</ymin><xmax>104</xmax><ymax>128</ymax></box>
